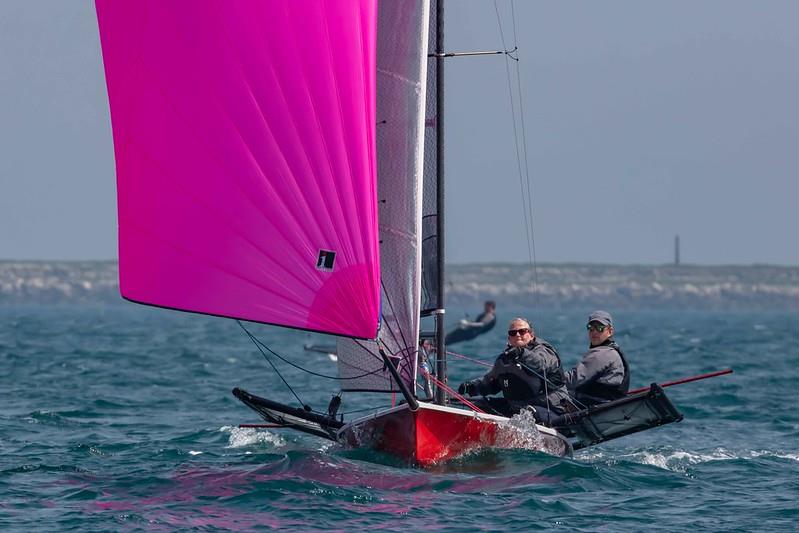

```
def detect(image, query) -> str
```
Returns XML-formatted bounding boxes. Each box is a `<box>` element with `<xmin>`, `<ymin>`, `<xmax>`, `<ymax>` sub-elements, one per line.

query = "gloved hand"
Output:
<box><xmin>457</xmin><ymin>380</ymin><xmax>479</xmax><ymax>396</ymax></box>
<box><xmin>504</xmin><ymin>345</ymin><xmax>523</xmax><ymax>358</ymax></box>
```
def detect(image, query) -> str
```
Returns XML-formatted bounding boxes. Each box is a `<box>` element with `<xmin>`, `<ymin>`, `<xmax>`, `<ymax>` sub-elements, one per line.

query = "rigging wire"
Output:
<box><xmin>351</xmin><ymin>338</ymin><xmax>417</xmax><ymax>385</ymax></box>
<box><xmin>379</xmin><ymin>278</ymin><xmax>412</xmax><ymax>356</ymax></box>
<box><xmin>238</xmin><ymin>321</ymin><xmax>420</xmax><ymax>409</ymax></box>
<box><xmin>509</xmin><ymin>0</ymin><xmax>542</xmax><ymax>312</ymax></box>
<box><xmin>237</xmin><ymin>321</ymin><xmax>384</xmax><ymax>381</ymax></box>
<box><xmin>446</xmin><ymin>349</ymin><xmax>492</xmax><ymax>368</ymax></box>
<box><xmin>237</xmin><ymin>321</ymin><xmax>415</xmax><ymax>417</ymax></box>
<box><xmin>237</xmin><ymin>320</ymin><xmax>307</xmax><ymax>409</ymax></box>
<box><xmin>422</xmin><ymin>367</ymin><xmax>486</xmax><ymax>413</ymax></box>
<box><xmin>493</xmin><ymin>0</ymin><xmax>542</xmax><ymax>318</ymax></box>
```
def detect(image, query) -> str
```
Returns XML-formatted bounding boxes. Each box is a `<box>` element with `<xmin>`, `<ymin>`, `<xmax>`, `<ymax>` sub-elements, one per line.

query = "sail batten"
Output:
<box><xmin>98</xmin><ymin>1</ymin><xmax>381</xmax><ymax>339</ymax></box>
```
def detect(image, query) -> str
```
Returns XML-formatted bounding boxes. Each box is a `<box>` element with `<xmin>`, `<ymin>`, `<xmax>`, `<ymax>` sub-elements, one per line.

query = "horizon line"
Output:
<box><xmin>1</xmin><ymin>258</ymin><xmax>798</xmax><ymax>269</ymax></box>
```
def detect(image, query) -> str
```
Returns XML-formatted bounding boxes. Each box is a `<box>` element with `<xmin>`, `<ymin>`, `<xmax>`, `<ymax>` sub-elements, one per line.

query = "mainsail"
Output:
<box><xmin>96</xmin><ymin>1</ymin><xmax>381</xmax><ymax>339</ymax></box>
<box><xmin>336</xmin><ymin>0</ymin><xmax>430</xmax><ymax>392</ymax></box>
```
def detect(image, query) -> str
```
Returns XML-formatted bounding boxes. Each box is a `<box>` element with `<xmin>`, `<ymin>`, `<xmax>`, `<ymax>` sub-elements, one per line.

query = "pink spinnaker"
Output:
<box><xmin>96</xmin><ymin>1</ymin><xmax>380</xmax><ymax>339</ymax></box>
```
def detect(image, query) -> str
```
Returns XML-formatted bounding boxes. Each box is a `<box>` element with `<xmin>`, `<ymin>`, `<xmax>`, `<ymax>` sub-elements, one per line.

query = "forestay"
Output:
<box><xmin>96</xmin><ymin>1</ymin><xmax>381</xmax><ymax>339</ymax></box>
<box><xmin>336</xmin><ymin>0</ymin><xmax>430</xmax><ymax>392</ymax></box>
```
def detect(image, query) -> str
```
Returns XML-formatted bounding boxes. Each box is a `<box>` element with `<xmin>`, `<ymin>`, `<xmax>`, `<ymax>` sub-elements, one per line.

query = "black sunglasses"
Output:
<box><xmin>586</xmin><ymin>323</ymin><xmax>608</xmax><ymax>332</ymax></box>
<box><xmin>507</xmin><ymin>328</ymin><xmax>530</xmax><ymax>336</ymax></box>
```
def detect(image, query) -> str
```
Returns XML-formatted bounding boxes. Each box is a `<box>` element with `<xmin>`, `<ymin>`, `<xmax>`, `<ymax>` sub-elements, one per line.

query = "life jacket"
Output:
<box><xmin>531</xmin><ymin>338</ymin><xmax>566</xmax><ymax>390</ymax></box>
<box><xmin>473</xmin><ymin>311</ymin><xmax>497</xmax><ymax>333</ymax></box>
<box><xmin>493</xmin><ymin>339</ymin><xmax>565</xmax><ymax>402</ymax></box>
<box><xmin>576</xmin><ymin>339</ymin><xmax>630</xmax><ymax>403</ymax></box>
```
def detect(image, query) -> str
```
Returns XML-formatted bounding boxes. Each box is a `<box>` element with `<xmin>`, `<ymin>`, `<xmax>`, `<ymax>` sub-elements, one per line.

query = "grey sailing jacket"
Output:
<box><xmin>565</xmin><ymin>339</ymin><xmax>629</xmax><ymax>405</ymax></box>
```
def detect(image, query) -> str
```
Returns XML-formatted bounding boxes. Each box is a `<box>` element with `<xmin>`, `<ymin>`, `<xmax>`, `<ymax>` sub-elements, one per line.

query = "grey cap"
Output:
<box><xmin>588</xmin><ymin>310</ymin><xmax>613</xmax><ymax>327</ymax></box>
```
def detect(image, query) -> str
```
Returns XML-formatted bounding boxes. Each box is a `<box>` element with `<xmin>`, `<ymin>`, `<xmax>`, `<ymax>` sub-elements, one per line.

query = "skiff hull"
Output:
<box><xmin>338</xmin><ymin>401</ymin><xmax>571</xmax><ymax>466</ymax></box>
<box><xmin>233</xmin><ymin>386</ymin><xmax>688</xmax><ymax>465</ymax></box>
<box><xmin>233</xmin><ymin>388</ymin><xmax>571</xmax><ymax>466</ymax></box>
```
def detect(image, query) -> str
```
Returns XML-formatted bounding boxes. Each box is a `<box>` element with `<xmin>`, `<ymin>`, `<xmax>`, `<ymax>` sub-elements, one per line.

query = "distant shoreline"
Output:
<box><xmin>2</xmin><ymin>261</ymin><xmax>798</xmax><ymax>310</ymax></box>
<box><xmin>2</xmin><ymin>259</ymin><xmax>799</xmax><ymax>268</ymax></box>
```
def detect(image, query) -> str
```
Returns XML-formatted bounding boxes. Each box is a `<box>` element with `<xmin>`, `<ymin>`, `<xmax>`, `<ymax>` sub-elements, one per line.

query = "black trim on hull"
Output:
<box><xmin>232</xmin><ymin>388</ymin><xmax>343</xmax><ymax>441</ymax></box>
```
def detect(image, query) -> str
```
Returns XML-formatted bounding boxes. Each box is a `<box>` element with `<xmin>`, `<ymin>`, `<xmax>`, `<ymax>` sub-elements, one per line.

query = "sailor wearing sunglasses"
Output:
<box><xmin>564</xmin><ymin>310</ymin><xmax>630</xmax><ymax>406</ymax></box>
<box><xmin>457</xmin><ymin>317</ymin><xmax>570</xmax><ymax>424</ymax></box>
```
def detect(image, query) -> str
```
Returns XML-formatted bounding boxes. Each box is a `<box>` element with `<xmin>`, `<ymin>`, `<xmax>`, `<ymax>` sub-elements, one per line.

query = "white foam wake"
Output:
<box><xmin>220</xmin><ymin>425</ymin><xmax>286</xmax><ymax>449</ymax></box>
<box><xmin>495</xmin><ymin>408</ymin><xmax>566</xmax><ymax>456</ymax></box>
<box><xmin>579</xmin><ymin>447</ymin><xmax>799</xmax><ymax>472</ymax></box>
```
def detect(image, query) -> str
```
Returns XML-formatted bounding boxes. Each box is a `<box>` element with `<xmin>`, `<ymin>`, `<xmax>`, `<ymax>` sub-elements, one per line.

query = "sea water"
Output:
<box><xmin>1</xmin><ymin>303</ymin><xmax>797</xmax><ymax>531</ymax></box>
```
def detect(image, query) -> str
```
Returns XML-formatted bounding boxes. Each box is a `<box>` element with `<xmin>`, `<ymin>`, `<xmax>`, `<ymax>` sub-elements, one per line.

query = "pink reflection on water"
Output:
<box><xmin>76</xmin><ymin>449</ymin><xmax>561</xmax><ymax>529</ymax></box>
<box><xmin>150</xmin><ymin>507</ymin><xmax>306</xmax><ymax>531</ymax></box>
<box><xmin>447</xmin><ymin>471</ymin><xmax>559</xmax><ymax>493</ymax></box>
<box><xmin>79</xmin><ymin>456</ymin><xmax>438</xmax><ymax>528</ymax></box>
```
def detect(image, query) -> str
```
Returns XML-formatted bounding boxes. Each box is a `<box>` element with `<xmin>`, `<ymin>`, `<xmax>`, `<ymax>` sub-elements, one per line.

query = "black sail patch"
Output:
<box><xmin>316</xmin><ymin>250</ymin><xmax>336</xmax><ymax>271</ymax></box>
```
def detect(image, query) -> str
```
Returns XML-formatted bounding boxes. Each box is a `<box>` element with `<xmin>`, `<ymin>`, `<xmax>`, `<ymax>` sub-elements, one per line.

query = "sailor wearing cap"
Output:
<box><xmin>564</xmin><ymin>310</ymin><xmax>630</xmax><ymax>407</ymax></box>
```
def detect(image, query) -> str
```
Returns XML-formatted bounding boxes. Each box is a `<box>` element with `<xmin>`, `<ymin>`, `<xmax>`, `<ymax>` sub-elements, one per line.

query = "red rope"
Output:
<box><xmin>422</xmin><ymin>369</ymin><xmax>485</xmax><ymax>414</ymax></box>
<box><xmin>627</xmin><ymin>368</ymin><xmax>733</xmax><ymax>395</ymax></box>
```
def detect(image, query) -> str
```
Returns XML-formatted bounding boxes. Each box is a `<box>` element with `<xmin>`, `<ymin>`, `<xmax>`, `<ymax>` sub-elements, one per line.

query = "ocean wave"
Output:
<box><xmin>579</xmin><ymin>447</ymin><xmax>799</xmax><ymax>472</ymax></box>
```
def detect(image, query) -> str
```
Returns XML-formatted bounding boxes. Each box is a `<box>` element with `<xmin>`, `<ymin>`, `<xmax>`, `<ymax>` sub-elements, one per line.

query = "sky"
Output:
<box><xmin>1</xmin><ymin>1</ymin><xmax>797</xmax><ymax>265</ymax></box>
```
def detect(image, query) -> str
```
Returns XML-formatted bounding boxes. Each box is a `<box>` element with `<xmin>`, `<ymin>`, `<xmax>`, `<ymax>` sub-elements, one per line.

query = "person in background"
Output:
<box><xmin>457</xmin><ymin>317</ymin><xmax>571</xmax><ymax>424</ymax></box>
<box><xmin>462</xmin><ymin>300</ymin><xmax>496</xmax><ymax>329</ymax></box>
<box><xmin>565</xmin><ymin>310</ymin><xmax>630</xmax><ymax>407</ymax></box>
<box><xmin>445</xmin><ymin>300</ymin><xmax>497</xmax><ymax>345</ymax></box>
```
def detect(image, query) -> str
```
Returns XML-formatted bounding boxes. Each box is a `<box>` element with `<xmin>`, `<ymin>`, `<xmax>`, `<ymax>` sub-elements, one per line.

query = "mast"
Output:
<box><xmin>434</xmin><ymin>0</ymin><xmax>447</xmax><ymax>405</ymax></box>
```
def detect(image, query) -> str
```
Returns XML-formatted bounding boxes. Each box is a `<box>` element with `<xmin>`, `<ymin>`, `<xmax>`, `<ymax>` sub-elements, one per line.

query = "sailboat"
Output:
<box><xmin>96</xmin><ymin>1</ymin><xmax>693</xmax><ymax>466</ymax></box>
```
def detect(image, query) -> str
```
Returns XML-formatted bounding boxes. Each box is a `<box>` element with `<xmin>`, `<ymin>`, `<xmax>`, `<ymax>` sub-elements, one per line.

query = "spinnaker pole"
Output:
<box><xmin>627</xmin><ymin>369</ymin><xmax>733</xmax><ymax>395</ymax></box>
<box><xmin>433</xmin><ymin>0</ymin><xmax>447</xmax><ymax>405</ymax></box>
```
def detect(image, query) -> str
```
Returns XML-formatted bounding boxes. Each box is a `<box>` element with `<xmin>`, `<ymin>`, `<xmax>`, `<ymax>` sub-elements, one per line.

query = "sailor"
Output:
<box><xmin>445</xmin><ymin>300</ymin><xmax>497</xmax><ymax>345</ymax></box>
<box><xmin>457</xmin><ymin>317</ymin><xmax>571</xmax><ymax>424</ymax></box>
<box><xmin>462</xmin><ymin>300</ymin><xmax>496</xmax><ymax>329</ymax></box>
<box><xmin>565</xmin><ymin>310</ymin><xmax>630</xmax><ymax>407</ymax></box>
